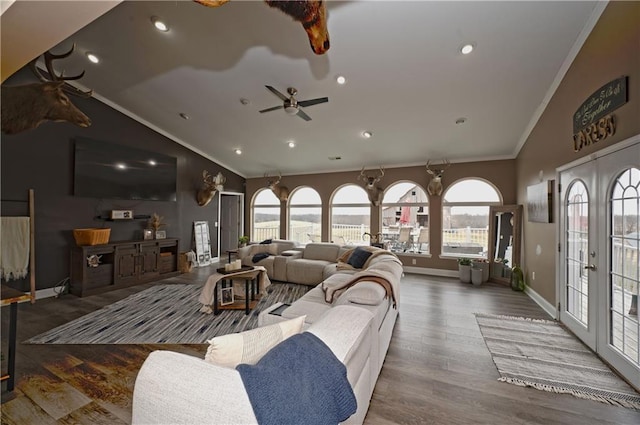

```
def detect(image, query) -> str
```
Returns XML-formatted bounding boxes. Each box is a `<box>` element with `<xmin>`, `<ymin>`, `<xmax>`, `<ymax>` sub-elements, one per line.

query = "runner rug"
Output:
<box><xmin>25</xmin><ymin>283</ymin><xmax>308</xmax><ymax>345</ymax></box>
<box><xmin>475</xmin><ymin>313</ymin><xmax>640</xmax><ymax>410</ymax></box>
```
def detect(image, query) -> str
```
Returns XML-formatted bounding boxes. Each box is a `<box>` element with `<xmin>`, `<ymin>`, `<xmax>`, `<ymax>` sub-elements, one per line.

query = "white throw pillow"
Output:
<box><xmin>204</xmin><ymin>315</ymin><xmax>306</xmax><ymax>368</ymax></box>
<box><xmin>344</xmin><ymin>282</ymin><xmax>386</xmax><ymax>306</ymax></box>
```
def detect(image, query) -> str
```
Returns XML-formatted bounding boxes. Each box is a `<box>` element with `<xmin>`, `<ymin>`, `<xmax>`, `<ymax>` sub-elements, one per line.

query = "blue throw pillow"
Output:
<box><xmin>347</xmin><ymin>247</ymin><xmax>372</xmax><ymax>269</ymax></box>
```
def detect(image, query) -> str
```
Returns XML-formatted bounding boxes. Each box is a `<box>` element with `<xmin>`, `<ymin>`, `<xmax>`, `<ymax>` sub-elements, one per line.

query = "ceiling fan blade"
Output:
<box><xmin>265</xmin><ymin>85</ymin><xmax>288</xmax><ymax>101</ymax></box>
<box><xmin>259</xmin><ymin>105</ymin><xmax>284</xmax><ymax>113</ymax></box>
<box><xmin>297</xmin><ymin>97</ymin><xmax>328</xmax><ymax>108</ymax></box>
<box><xmin>296</xmin><ymin>108</ymin><xmax>312</xmax><ymax>121</ymax></box>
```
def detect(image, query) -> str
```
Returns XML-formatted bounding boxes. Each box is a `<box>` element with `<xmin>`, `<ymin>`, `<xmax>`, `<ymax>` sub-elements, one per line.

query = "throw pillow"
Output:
<box><xmin>260</xmin><ymin>239</ymin><xmax>273</xmax><ymax>245</ymax></box>
<box><xmin>344</xmin><ymin>282</ymin><xmax>386</xmax><ymax>306</ymax></box>
<box><xmin>347</xmin><ymin>247</ymin><xmax>373</xmax><ymax>269</ymax></box>
<box><xmin>204</xmin><ymin>315</ymin><xmax>306</xmax><ymax>368</ymax></box>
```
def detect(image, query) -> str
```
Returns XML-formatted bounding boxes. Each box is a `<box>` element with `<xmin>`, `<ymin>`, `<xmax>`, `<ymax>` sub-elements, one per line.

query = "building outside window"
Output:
<box><xmin>442</xmin><ymin>179</ymin><xmax>501</xmax><ymax>259</ymax></box>
<box><xmin>381</xmin><ymin>182</ymin><xmax>429</xmax><ymax>253</ymax></box>
<box><xmin>330</xmin><ymin>184</ymin><xmax>370</xmax><ymax>245</ymax></box>
<box><xmin>251</xmin><ymin>188</ymin><xmax>280</xmax><ymax>242</ymax></box>
<box><xmin>288</xmin><ymin>186</ymin><xmax>322</xmax><ymax>245</ymax></box>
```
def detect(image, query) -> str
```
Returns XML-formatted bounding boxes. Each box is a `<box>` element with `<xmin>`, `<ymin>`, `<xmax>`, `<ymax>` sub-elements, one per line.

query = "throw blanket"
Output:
<box><xmin>322</xmin><ymin>258</ymin><xmax>401</xmax><ymax>308</ymax></box>
<box><xmin>237</xmin><ymin>332</ymin><xmax>357</xmax><ymax>425</ymax></box>
<box><xmin>198</xmin><ymin>266</ymin><xmax>270</xmax><ymax>314</ymax></box>
<box><xmin>0</xmin><ymin>217</ymin><xmax>30</xmax><ymax>281</ymax></box>
<box><xmin>335</xmin><ymin>246</ymin><xmax>394</xmax><ymax>271</ymax></box>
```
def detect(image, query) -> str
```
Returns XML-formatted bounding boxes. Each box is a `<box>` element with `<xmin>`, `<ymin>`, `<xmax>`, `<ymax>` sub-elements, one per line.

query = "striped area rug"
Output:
<box><xmin>25</xmin><ymin>282</ymin><xmax>309</xmax><ymax>345</ymax></box>
<box><xmin>475</xmin><ymin>313</ymin><xmax>640</xmax><ymax>410</ymax></box>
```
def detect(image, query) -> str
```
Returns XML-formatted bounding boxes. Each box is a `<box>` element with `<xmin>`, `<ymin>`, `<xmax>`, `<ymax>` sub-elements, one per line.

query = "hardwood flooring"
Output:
<box><xmin>2</xmin><ymin>268</ymin><xmax>640</xmax><ymax>424</ymax></box>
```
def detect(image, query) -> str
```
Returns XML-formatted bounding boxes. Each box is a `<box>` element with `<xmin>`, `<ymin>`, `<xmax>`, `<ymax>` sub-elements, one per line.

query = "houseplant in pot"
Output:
<box><xmin>238</xmin><ymin>235</ymin><xmax>249</xmax><ymax>248</ymax></box>
<box><xmin>458</xmin><ymin>257</ymin><xmax>472</xmax><ymax>283</ymax></box>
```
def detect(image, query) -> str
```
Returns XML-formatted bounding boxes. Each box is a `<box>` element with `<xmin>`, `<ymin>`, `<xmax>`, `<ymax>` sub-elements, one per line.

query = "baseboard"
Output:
<box><xmin>403</xmin><ymin>266</ymin><xmax>458</xmax><ymax>278</ymax></box>
<box><xmin>524</xmin><ymin>285</ymin><xmax>557</xmax><ymax>319</ymax></box>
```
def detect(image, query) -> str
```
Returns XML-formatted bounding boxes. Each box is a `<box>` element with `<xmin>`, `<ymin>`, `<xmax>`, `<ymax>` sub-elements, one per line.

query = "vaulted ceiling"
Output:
<box><xmin>2</xmin><ymin>1</ymin><xmax>603</xmax><ymax>178</ymax></box>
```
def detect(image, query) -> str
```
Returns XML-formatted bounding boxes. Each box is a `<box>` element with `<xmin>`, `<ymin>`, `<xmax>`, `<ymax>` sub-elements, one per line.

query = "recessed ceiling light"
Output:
<box><xmin>288</xmin><ymin>141</ymin><xmax>296</xmax><ymax>148</ymax></box>
<box><xmin>179</xmin><ymin>112</ymin><xmax>190</xmax><ymax>120</ymax></box>
<box><xmin>455</xmin><ymin>117</ymin><xmax>467</xmax><ymax>124</ymax></box>
<box><xmin>336</xmin><ymin>75</ymin><xmax>346</xmax><ymax>85</ymax></box>
<box><xmin>235</xmin><ymin>149</ymin><xmax>242</xmax><ymax>155</ymax></box>
<box><xmin>115</xmin><ymin>162</ymin><xmax>127</xmax><ymax>170</ymax></box>
<box><xmin>461</xmin><ymin>44</ymin><xmax>474</xmax><ymax>55</ymax></box>
<box><xmin>151</xmin><ymin>16</ymin><xmax>169</xmax><ymax>32</ymax></box>
<box><xmin>86</xmin><ymin>52</ymin><xmax>99</xmax><ymax>64</ymax></box>
<box><xmin>148</xmin><ymin>159</ymin><xmax>157</xmax><ymax>166</ymax></box>
<box><xmin>362</xmin><ymin>131</ymin><xmax>373</xmax><ymax>139</ymax></box>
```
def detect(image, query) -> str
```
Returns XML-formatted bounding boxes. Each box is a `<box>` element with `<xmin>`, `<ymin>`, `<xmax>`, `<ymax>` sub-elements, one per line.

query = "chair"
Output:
<box><xmin>414</xmin><ymin>227</ymin><xmax>429</xmax><ymax>253</ymax></box>
<box><xmin>392</xmin><ymin>227</ymin><xmax>412</xmax><ymax>252</ymax></box>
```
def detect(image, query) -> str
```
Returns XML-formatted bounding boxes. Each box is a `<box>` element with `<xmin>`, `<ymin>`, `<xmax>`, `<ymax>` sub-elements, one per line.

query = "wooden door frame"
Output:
<box><xmin>217</xmin><ymin>191</ymin><xmax>244</xmax><ymax>261</ymax></box>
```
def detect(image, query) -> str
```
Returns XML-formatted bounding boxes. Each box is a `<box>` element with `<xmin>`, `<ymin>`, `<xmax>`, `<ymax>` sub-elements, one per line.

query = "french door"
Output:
<box><xmin>558</xmin><ymin>137</ymin><xmax>639</xmax><ymax>389</ymax></box>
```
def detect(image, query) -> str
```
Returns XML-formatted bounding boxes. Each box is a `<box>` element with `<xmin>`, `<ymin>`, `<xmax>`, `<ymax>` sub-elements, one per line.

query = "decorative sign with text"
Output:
<box><xmin>572</xmin><ymin>76</ymin><xmax>627</xmax><ymax>152</ymax></box>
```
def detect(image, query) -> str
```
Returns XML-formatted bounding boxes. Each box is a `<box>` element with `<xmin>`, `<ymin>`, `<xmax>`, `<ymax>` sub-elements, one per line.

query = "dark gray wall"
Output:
<box><xmin>1</xmin><ymin>68</ymin><xmax>244</xmax><ymax>292</ymax></box>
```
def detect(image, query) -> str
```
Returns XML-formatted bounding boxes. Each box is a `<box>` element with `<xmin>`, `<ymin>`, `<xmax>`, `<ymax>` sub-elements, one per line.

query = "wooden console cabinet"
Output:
<box><xmin>70</xmin><ymin>238</ymin><xmax>180</xmax><ymax>297</ymax></box>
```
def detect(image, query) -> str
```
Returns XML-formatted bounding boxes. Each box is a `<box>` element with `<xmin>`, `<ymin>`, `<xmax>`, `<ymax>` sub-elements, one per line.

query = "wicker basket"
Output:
<box><xmin>73</xmin><ymin>228</ymin><xmax>111</xmax><ymax>246</ymax></box>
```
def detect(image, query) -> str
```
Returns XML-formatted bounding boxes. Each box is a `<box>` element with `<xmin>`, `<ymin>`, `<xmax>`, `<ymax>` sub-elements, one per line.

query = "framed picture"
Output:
<box><xmin>143</xmin><ymin>229</ymin><xmax>154</xmax><ymax>240</ymax></box>
<box><xmin>220</xmin><ymin>287</ymin><xmax>234</xmax><ymax>306</ymax></box>
<box><xmin>527</xmin><ymin>180</ymin><xmax>554</xmax><ymax>223</ymax></box>
<box><xmin>155</xmin><ymin>230</ymin><xmax>167</xmax><ymax>239</ymax></box>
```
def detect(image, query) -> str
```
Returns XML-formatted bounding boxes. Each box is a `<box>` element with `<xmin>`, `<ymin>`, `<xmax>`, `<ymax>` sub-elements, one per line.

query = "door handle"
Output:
<box><xmin>584</xmin><ymin>264</ymin><xmax>597</xmax><ymax>271</ymax></box>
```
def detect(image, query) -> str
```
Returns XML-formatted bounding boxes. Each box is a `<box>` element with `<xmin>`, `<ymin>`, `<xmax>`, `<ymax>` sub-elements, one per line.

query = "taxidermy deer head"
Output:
<box><xmin>197</xmin><ymin>170</ymin><xmax>226</xmax><ymax>206</ymax></box>
<box><xmin>265</xmin><ymin>171</ymin><xmax>289</xmax><ymax>202</ymax></box>
<box><xmin>194</xmin><ymin>0</ymin><xmax>329</xmax><ymax>55</ymax></box>
<box><xmin>425</xmin><ymin>159</ymin><xmax>451</xmax><ymax>196</ymax></box>
<box><xmin>1</xmin><ymin>44</ymin><xmax>92</xmax><ymax>135</ymax></box>
<box><xmin>358</xmin><ymin>166</ymin><xmax>385</xmax><ymax>206</ymax></box>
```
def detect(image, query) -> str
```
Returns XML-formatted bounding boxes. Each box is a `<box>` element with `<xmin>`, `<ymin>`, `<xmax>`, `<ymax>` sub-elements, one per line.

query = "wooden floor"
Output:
<box><xmin>2</xmin><ymin>269</ymin><xmax>640</xmax><ymax>424</ymax></box>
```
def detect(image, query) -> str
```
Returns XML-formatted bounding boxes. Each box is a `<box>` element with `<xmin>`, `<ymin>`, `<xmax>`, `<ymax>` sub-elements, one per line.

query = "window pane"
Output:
<box><xmin>255</xmin><ymin>189</ymin><xmax>279</xmax><ymax>205</ymax></box>
<box><xmin>252</xmin><ymin>207</ymin><xmax>279</xmax><ymax>241</ymax></box>
<box><xmin>290</xmin><ymin>187</ymin><xmax>321</xmax><ymax>205</ymax></box>
<box><xmin>331</xmin><ymin>206</ymin><xmax>370</xmax><ymax>245</ymax></box>
<box><xmin>382</xmin><ymin>182</ymin><xmax>429</xmax><ymax>254</ymax></box>
<box><xmin>290</xmin><ymin>207</ymin><xmax>321</xmax><ymax>245</ymax></box>
<box><xmin>444</xmin><ymin>180</ymin><xmax>500</xmax><ymax>203</ymax></box>
<box><xmin>442</xmin><ymin>205</ymin><xmax>489</xmax><ymax>257</ymax></box>
<box><xmin>333</xmin><ymin>185</ymin><xmax>369</xmax><ymax>204</ymax></box>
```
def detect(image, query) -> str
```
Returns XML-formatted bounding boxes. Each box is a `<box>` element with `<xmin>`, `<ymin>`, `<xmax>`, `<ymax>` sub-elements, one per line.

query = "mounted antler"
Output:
<box><xmin>358</xmin><ymin>166</ymin><xmax>385</xmax><ymax>206</ymax></box>
<box><xmin>1</xmin><ymin>44</ymin><xmax>92</xmax><ymax>134</ymax></box>
<box><xmin>196</xmin><ymin>170</ymin><xmax>226</xmax><ymax>206</ymax></box>
<box><xmin>265</xmin><ymin>171</ymin><xmax>289</xmax><ymax>202</ymax></box>
<box><xmin>425</xmin><ymin>159</ymin><xmax>451</xmax><ymax>196</ymax></box>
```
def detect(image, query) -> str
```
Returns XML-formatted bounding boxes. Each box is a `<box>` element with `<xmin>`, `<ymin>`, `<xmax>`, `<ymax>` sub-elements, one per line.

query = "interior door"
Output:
<box><xmin>219</xmin><ymin>193</ymin><xmax>244</xmax><ymax>256</ymax></box>
<box><xmin>559</xmin><ymin>161</ymin><xmax>598</xmax><ymax>349</ymax></box>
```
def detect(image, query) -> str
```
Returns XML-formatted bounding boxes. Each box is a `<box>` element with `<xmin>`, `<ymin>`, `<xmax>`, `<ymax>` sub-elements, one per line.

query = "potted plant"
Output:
<box><xmin>458</xmin><ymin>257</ymin><xmax>472</xmax><ymax>283</ymax></box>
<box><xmin>238</xmin><ymin>235</ymin><xmax>249</xmax><ymax>248</ymax></box>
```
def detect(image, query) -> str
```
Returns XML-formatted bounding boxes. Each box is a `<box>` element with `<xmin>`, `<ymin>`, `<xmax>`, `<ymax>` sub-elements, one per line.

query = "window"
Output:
<box><xmin>330</xmin><ymin>184</ymin><xmax>370</xmax><ymax>245</ymax></box>
<box><xmin>251</xmin><ymin>189</ymin><xmax>280</xmax><ymax>242</ymax></box>
<box><xmin>442</xmin><ymin>179</ymin><xmax>501</xmax><ymax>259</ymax></box>
<box><xmin>288</xmin><ymin>187</ymin><xmax>322</xmax><ymax>245</ymax></box>
<box><xmin>381</xmin><ymin>182</ymin><xmax>429</xmax><ymax>253</ymax></box>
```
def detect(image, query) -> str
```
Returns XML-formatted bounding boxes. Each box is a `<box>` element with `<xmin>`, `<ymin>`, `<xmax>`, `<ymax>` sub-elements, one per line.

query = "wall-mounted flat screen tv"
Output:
<box><xmin>74</xmin><ymin>137</ymin><xmax>177</xmax><ymax>202</ymax></box>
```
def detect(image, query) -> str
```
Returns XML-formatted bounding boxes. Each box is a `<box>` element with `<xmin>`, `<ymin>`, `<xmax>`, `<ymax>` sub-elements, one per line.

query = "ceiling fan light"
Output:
<box><xmin>284</xmin><ymin>105</ymin><xmax>298</xmax><ymax>115</ymax></box>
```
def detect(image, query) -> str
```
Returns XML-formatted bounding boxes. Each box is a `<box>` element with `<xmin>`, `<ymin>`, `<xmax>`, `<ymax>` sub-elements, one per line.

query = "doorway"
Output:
<box><xmin>218</xmin><ymin>192</ymin><xmax>244</xmax><ymax>260</ymax></box>
<box><xmin>557</xmin><ymin>136</ymin><xmax>639</xmax><ymax>389</ymax></box>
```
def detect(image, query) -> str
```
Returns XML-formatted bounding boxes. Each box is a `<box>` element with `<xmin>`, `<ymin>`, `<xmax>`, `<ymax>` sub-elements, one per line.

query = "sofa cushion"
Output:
<box><xmin>204</xmin><ymin>315</ymin><xmax>306</xmax><ymax>368</ymax></box>
<box><xmin>302</xmin><ymin>243</ymin><xmax>341</xmax><ymax>262</ymax></box>
<box><xmin>347</xmin><ymin>247</ymin><xmax>373</xmax><ymax>269</ymax></box>
<box><xmin>286</xmin><ymin>258</ymin><xmax>332</xmax><ymax>286</ymax></box>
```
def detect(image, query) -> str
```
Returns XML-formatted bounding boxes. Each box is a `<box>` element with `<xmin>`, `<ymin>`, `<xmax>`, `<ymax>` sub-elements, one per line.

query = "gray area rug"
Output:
<box><xmin>25</xmin><ymin>282</ymin><xmax>308</xmax><ymax>344</ymax></box>
<box><xmin>475</xmin><ymin>313</ymin><xmax>640</xmax><ymax>410</ymax></box>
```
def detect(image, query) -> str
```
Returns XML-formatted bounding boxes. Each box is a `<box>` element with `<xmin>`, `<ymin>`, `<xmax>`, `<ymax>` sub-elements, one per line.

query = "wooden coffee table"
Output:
<box><xmin>213</xmin><ymin>267</ymin><xmax>261</xmax><ymax>315</ymax></box>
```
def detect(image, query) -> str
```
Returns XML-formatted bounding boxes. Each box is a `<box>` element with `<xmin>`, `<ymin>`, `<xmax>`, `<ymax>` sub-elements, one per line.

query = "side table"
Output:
<box><xmin>1</xmin><ymin>285</ymin><xmax>31</xmax><ymax>392</ymax></box>
<box><xmin>213</xmin><ymin>268</ymin><xmax>261</xmax><ymax>315</ymax></box>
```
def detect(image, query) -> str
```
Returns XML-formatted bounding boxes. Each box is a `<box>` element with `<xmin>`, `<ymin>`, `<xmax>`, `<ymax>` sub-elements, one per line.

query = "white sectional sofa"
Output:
<box><xmin>132</xmin><ymin>247</ymin><xmax>403</xmax><ymax>425</ymax></box>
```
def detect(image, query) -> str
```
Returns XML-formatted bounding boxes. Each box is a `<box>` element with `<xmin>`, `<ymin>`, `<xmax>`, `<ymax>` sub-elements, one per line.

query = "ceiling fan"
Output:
<box><xmin>259</xmin><ymin>86</ymin><xmax>328</xmax><ymax>121</ymax></box>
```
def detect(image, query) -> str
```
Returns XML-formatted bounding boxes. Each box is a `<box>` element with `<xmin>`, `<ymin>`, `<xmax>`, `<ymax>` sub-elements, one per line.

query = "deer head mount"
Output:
<box><xmin>358</xmin><ymin>166</ymin><xmax>385</xmax><ymax>206</ymax></box>
<box><xmin>196</xmin><ymin>170</ymin><xmax>226</xmax><ymax>206</ymax></box>
<box><xmin>265</xmin><ymin>171</ymin><xmax>289</xmax><ymax>202</ymax></box>
<box><xmin>1</xmin><ymin>44</ymin><xmax>92</xmax><ymax>135</ymax></box>
<box><xmin>194</xmin><ymin>0</ymin><xmax>329</xmax><ymax>55</ymax></box>
<box><xmin>425</xmin><ymin>159</ymin><xmax>451</xmax><ymax>196</ymax></box>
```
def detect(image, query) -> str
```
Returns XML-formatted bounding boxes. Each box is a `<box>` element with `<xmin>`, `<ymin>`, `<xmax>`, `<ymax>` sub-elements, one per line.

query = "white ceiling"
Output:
<box><xmin>29</xmin><ymin>1</ymin><xmax>602</xmax><ymax>178</ymax></box>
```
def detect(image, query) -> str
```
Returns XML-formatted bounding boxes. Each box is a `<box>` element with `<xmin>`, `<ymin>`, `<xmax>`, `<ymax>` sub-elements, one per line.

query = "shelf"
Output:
<box><xmin>93</xmin><ymin>214</ymin><xmax>151</xmax><ymax>221</ymax></box>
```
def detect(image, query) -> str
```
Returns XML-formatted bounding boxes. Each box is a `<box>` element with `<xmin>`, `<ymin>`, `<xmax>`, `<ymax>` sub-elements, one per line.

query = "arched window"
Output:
<box><xmin>251</xmin><ymin>189</ymin><xmax>280</xmax><ymax>242</ymax></box>
<box><xmin>330</xmin><ymin>184</ymin><xmax>370</xmax><ymax>245</ymax></box>
<box><xmin>288</xmin><ymin>187</ymin><xmax>322</xmax><ymax>245</ymax></box>
<box><xmin>381</xmin><ymin>182</ymin><xmax>429</xmax><ymax>253</ymax></box>
<box><xmin>442</xmin><ymin>179</ymin><xmax>501</xmax><ymax>258</ymax></box>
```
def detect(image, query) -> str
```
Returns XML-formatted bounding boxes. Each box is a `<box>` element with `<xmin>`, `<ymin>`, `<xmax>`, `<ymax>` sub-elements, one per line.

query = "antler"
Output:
<box><xmin>265</xmin><ymin>171</ymin><xmax>281</xmax><ymax>187</ymax></box>
<box><xmin>29</xmin><ymin>44</ymin><xmax>93</xmax><ymax>98</ymax></box>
